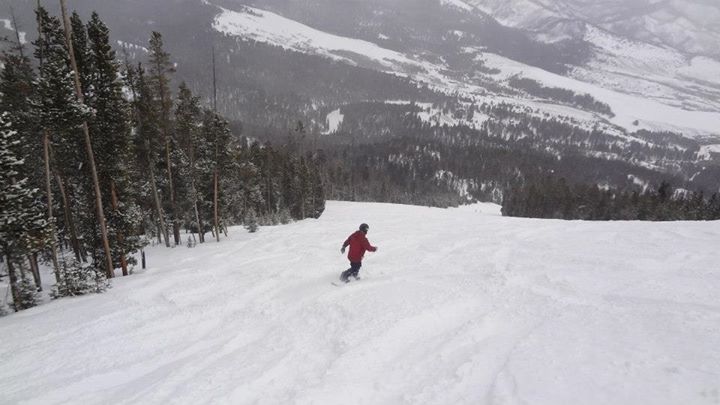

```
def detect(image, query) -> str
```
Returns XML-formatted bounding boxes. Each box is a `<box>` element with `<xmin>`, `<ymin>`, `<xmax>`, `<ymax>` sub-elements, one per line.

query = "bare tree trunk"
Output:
<box><xmin>165</xmin><ymin>140</ymin><xmax>180</xmax><ymax>245</ymax></box>
<box><xmin>9</xmin><ymin>6</ymin><xmax>25</xmax><ymax>58</ymax></box>
<box><xmin>55</xmin><ymin>173</ymin><xmax>84</xmax><ymax>262</ymax></box>
<box><xmin>191</xmin><ymin>180</ymin><xmax>203</xmax><ymax>243</ymax></box>
<box><xmin>27</xmin><ymin>254</ymin><xmax>41</xmax><ymax>291</ymax></box>
<box><xmin>149</xmin><ymin>162</ymin><xmax>170</xmax><ymax>247</ymax></box>
<box><xmin>5</xmin><ymin>254</ymin><xmax>21</xmax><ymax>312</ymax></box>
<box><xmin>212</xmin><ymin>47</ymin><xmax>217</xmax><ymax>112</ymax></box>
<box><xmin>211</xmin><ymin>51</ymin><xmax>223</xmax><ymax>242</ymax></box>
<box><xmin>43</xmin><ymin>131</ymin><xmax>62</xmax><ymax>284</ymax></box>
<box><xmin>35</xmin><ymin>0</ymin><xmax>43</xmax><ymax>67</ymax></box>
<box><xmin>154</xmin><ymin>56</ymin><xmax>179</xmax><ymax>246</ymax></box>
<box><xmin>111</xmin><ymin>181</ymin><xmax>129</xmax><ymax>276</ymax></box>
<box><xmin>61</xmin><ymin>0</ymin><xmax>114</xmax><ymax>278</ymax></box>
<box><xmin>189</xmin><ymin>143</ymin><xmax>204</xmax><ymax>243</ymax></box>
<box><xmin>214</xmin><ymin>170</ymin><xmax>220</xmax><ymax>242</ymax></box>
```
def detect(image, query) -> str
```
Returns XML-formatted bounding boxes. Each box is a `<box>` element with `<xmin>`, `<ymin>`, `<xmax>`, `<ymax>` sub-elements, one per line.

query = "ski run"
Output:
<box><xmin>1</xmin><ymin>201</ymin><xmax>719</xmax><ymax>404</ymax></box>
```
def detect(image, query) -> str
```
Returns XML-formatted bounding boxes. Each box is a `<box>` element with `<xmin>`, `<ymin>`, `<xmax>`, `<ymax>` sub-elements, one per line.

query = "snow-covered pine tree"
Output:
<box><xmin>278</xmin><ymin>208</ymin><xmax>292</xmax><ymax>225</ymax></box>
<box><xmin>244</xmin><ymin>208</ymin><xmax>259</xmax><ymax>233</ymax></box>
<box><xmin>34</xmin><ymin>6</ymin><xmax>91</xmax><ymax>280</ymax></box>
<box><xmin>59</xmin><ymin>0</ymin><xmax>115</xmax><ymax>278</ymax></box>
<box><xmin>174</xmin><ymin>83</ymin><xmax>206</xmax><ymax>242</ymax></box>
<box><xmin>281</xmin><ymin>157</ymin><xmax>302</xmax><ymax>219</ymax></box>
<box><xmin>308</xmin><ymin>159</ymin><xmax>326</xmax><ymax>219</ymax></box>
<box><xmin>0</xmin><ymin>53</ymin><xmax>38</xmax><ymax>170</ymax></box>
<box><xmin>147</xmin><ymin>32</ymin><xmax>180</xmax><ymax>245</ymax></box>
<box><xmin>256</xmin><ymin>143</ymin><xmax>282</xmax><ymax>215</ymax></box>
<box><xmin>0</xmin><ymin>45</ymin><xmax>46</xmax><ymax>290</ymax></box>
<box><xmin>201</xmin><ymin>110</ymin><xmax>232</xmax><ymax>241</ymax></box>
<box><xmin>69</xmin><ymin>11</ymin><xmax>91</xmax><ymax>96</ymax></box>
<box><xmin>52</xmin><ymin>256</ymin><xmax>108</xmax><ymax>297</ymax></box>
<box><xmin>0</xmin><ymin>113</ymin><xmax>49</xmax><ymax>311</ymax></box>
<box><xmin>34</xmin><ymin>6</ymin><xmax>115</xmax><ymax>285</ymax></box>
<box><xmin>128</xmin><ymin>64</ymin><xmax>171</xmax><ymax>247</ymax></box>
<box><xmin>86</xmin><ymin>12</ymin><xmax>145</xmax><ymax>276</ymax></box>
<box><xmin>32</xmin><ymin>6</ymin><xmax>65</xmax><ymax>283</ymax></box>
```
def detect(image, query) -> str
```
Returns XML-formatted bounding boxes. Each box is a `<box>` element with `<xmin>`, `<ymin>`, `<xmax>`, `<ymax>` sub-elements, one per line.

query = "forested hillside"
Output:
<box><xmin>0</xmin><ymin>5</ymin><xmax>324</xmax><ymax>313</ymax></box>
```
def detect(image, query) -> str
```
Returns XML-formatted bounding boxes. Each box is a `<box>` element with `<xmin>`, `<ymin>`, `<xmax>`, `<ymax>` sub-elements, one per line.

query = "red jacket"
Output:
<box><xmin>343</xmin><ymin>231</ymin><xmax>376</xmax><ymax>263</ymax></box>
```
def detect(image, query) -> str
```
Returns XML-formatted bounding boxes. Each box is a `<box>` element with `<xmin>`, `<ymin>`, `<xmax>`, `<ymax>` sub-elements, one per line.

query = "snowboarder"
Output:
<box><xmin>339</xmin><ymin>223</ymin><xmax>377</xmax><ymax>283</ymax></box>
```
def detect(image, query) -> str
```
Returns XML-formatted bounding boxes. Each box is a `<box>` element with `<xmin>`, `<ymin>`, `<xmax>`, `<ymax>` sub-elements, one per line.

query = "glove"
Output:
<box><xmin>340</xmin><ymin>247</ymin><xmax>345</xmax><ymax>254</ymax></box>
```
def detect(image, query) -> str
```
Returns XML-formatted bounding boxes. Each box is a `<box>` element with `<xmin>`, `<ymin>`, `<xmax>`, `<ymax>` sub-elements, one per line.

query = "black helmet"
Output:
<box><xmin>359</xmin><ymin>223</ymin><xmax>369</xmax><ymax>233</ymax></box>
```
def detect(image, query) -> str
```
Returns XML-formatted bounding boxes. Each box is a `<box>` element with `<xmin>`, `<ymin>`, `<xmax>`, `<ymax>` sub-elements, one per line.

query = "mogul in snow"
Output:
<box><xmin>339</xmin><ymin>223</ymin><xmax>378</xmax><ymax>283</ymax></box>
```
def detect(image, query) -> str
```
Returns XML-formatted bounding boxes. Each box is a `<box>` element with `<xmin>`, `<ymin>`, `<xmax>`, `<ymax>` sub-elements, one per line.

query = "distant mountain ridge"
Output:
<box><xmin>459</xmin><ymin>0</ymin><xmax>720</xmax><ymax>58</ymax></box>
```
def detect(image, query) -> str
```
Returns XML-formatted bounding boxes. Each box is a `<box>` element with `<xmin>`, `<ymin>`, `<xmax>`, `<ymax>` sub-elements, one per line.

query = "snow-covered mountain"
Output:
<box><xmin>460</xmin><ymin>0</ymin><xmax>720</xmax><ymax>58</ymax></box>
<box><xmin>226</xmin><ymin>0</ymin><xmax>720</xmax><ymax>134</ymax></box>
<box><xmin>212</xmin><ymin>2</ymin><xmax>720</xmax><ymax>136</ymax></box>
<box><xmin>448</xmin><ymin>0</ymin><xmax>720</xmax><ymax>130</ymax></box>
<box><xmin>2</xmin><ymin>0</ymin><xmax>719</xmax><ymax>193</ymax></box>
<box><xmin>2</xmin><ymin>201</ymin><xmax>719</xmax><ymax>403</ymax></box>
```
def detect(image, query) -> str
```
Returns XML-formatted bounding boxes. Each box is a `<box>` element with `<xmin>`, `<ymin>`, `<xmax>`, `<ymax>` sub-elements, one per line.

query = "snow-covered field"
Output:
<box><xmin>2</xmin><ymin>201</ymin><xmax>719</xmax><ymax>404</ymax></box>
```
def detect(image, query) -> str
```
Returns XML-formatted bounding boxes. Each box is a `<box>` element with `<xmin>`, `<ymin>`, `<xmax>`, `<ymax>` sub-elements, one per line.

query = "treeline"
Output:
<box><xmin>475</xmin><ymin>102</ymin><xmax>720</xmax><ymax>192</ymax></box>
<box><xmin>502</xmin><ymin>177</ymin><xmax>720</xmax><ymax>221</ymax></box>
<box><xmin>315</xmin><ymin>101</ymin><xmax>700</xmax><ymax>198</ymax></box>
<box><xmin>508</xmin><ymin>76</ymin><xmax>614</xmax><ymax>117</ymax></box>
<box><xmin>316</xmin><ymin>102</ymin><xmax>720</xmax><ymax>221</ymax></box>
<box><xmin>0</xmin><ymin>6</ymin><xmax>324</xmax><ymax>313</ymax></box>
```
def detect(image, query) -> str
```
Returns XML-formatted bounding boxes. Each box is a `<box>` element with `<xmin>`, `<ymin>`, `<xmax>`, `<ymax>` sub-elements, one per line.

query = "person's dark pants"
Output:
<box><xmin>340</xmin><ymin>262</ymin><xmax>362</xmax><ymax>281</ymax></box>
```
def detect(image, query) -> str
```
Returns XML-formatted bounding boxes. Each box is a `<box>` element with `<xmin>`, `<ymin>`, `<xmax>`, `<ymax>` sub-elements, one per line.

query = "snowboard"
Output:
<box><xmin>331</xmin><ymin>277</ymin><xmax>361</xmax><ymax>286</ymax></box>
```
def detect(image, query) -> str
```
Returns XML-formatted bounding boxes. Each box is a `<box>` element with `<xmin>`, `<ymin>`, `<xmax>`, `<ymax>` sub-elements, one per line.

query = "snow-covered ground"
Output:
<box><xmin>481</xmin><ymin>52</ymin><xmax>720</xmax><ymax>136</ymax></box>
<box><xmin>322</xmin><ymin>109</ymin><xmax>344</xmax><ymax>134</ymax></box>
<box><xmin>698</xmin><ymin>144</ymin><xmax>720</xmax><ymax>161</ymax></box>
<box><xmin>1</xmin><ymin>201</ymin><xmax>719</xmax><ymax>404</ymax></box>
<box><xmin>213</xmin><ymin>5</ymin><xmax>420</xmax><ymax>75</ymax></box>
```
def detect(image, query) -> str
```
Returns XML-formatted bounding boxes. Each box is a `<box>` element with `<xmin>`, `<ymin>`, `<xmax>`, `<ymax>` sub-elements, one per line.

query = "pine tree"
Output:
<box><xmin>0</xmin><ymin>52</ymin><xmax>38</xmax><ymax>163</ymax></box>
<box><xmin>202</xmin><ymin>110</ymin><xmax>232</xmax><ymax>240</ymax></box>
<box><xmin>147</xmin><ymin>31</ymin><xmax>180</xmax><ymax>245</ymax></box>
<box><xmin>0</xmin><ymin>113</ymin><xmax>50</xmax><ymax>311</ymax></box>
<box><xmin>244</xmin><ymin>208</ymin><xmax>259</xmax><ymax>233</ymax></box>
<box><xmin>69</xmin><ymin>11</ymin><xmax>91</xmax><ymax>95</ymax></box>
<box><xmin>47</xmin><ymin>0</ymin><xmax>114</xmax><ymax>277</ymax></box>
<box><xmin>34</xmin><ymin>7</ymin><xmax>89</xmax><ymax>280</ymax></box>
<box><xmin>308</xmin><ymin>160</ymin><xmax>326</xmax><ymax>218</ymax></box>
<box><xmin>175</xmin><ymin>83</ymin><xmax>205</xmax><ymax>241</ymax></box>
<box><xmin>0</xmin><ymin>45</ymin><xmax>45</xmax><ymax>289</ymax></box>
<box><xmin>129</xmin><ymin>64</ymin><xmax>171</xmax><ymax>247</ymax></box>
<box><xmin>31</xmin><ymin>6</ymin><xmax>65</xmax><ymax>283</ymax></box>
<box><xmin>86</xmin><ymin>12</ymin><xmax>145</xmax><ymax>275</ymax></box>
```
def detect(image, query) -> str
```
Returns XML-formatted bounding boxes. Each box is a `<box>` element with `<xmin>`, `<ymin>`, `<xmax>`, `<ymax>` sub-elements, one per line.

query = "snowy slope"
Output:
<box><xmin>481</xmin><ymin>52</ymin><xmax>720</xmax><ymax>136</ymax></box>
<box><xmin>213</xmin><ymin>5</ymin><xmax>421</xmax><ymax>75</ymax></box>
<box><xmin>1</xmin><ymin>202</ymin><xmax>719</xmax><ymax>404</ymax></box>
